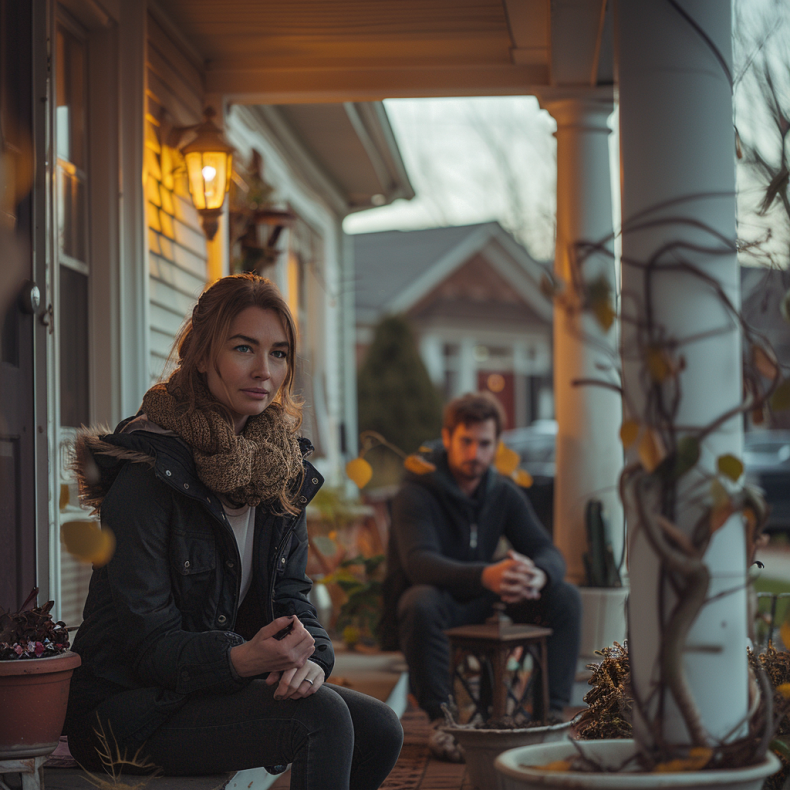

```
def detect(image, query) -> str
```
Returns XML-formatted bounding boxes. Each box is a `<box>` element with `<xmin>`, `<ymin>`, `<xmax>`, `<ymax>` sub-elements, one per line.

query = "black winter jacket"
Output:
<box><xmin>381</xmin><ymin>448</ymin><xmax>565</xmax><ymax>647</ymax></box>
<box><xmin>65</xmin><ymin>419</ymin><xmax>330</xmax><ymax>748</ymax></box>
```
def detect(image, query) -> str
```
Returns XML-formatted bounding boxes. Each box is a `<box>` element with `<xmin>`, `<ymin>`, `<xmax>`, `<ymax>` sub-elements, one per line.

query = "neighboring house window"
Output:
<box><xmin>442</xmin><ymin>342</ymin><xmax>459</xmax><ymax>400</ymax></box>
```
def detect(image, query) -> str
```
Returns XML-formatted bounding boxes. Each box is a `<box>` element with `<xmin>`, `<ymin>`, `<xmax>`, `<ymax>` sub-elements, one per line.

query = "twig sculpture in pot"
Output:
<box><xmin>496</xmin><ymin>2</ymin><xmax>789</xmax><ymax>787</ymax></box>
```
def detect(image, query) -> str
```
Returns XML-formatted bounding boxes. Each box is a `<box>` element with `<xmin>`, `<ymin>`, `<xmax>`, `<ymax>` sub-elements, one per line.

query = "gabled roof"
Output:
<box><xmin>353</xmin><ymin>221</ymin><xmax>552</xmax><ymax>325</ymax></box>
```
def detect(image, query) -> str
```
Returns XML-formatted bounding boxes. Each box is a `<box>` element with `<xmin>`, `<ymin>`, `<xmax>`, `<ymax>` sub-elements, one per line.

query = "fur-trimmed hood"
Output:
<box><xmin>72</xmin><ymin>421</ymin><xmax>157</xmax><ymax>515</ymax></box>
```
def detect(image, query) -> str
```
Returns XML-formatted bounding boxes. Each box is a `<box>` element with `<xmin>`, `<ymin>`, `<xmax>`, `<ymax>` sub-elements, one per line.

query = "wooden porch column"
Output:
<box><xmin>617</xmin><ymin>1</ymin><xmax>747</xmax><ymax>744</ymax></box>
<box><xmin>540</xmin><ymin>93</ymin><xmax>624</xmax><ymax>585</ymax></box>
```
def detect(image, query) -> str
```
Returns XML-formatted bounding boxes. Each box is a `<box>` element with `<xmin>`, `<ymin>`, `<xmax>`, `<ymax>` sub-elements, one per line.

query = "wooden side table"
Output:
<box><xmin>446</xmin><ymin>622</ymin><xmax>553</xmax><ymax>722</ymax></box>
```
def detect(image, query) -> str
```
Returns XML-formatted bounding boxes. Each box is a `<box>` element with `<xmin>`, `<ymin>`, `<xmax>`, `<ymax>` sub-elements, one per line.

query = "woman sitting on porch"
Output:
<box><xmin>64</xmin><ymin>273</ymin><xmax>402</xmax><ymax>789</ymax></box>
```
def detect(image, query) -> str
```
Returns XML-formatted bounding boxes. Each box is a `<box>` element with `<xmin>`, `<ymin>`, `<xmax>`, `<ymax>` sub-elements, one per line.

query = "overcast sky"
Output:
<box><xmin>343</xmin><ymin>96</ymin><xmax>557</xmax><ymax>262</ymax></box>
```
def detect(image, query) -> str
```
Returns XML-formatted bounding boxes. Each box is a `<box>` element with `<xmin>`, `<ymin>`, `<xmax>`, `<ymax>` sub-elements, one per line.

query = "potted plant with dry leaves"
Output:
<box><xmin>0</xmin><ymin>588</ymin><xmax>80</xmax><ymax>759</ymax></box>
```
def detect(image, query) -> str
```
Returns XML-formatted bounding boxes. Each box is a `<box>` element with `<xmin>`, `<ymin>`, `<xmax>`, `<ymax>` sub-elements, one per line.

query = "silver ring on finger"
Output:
<box><xmin>305</xmin><ymin>678</ymin><xmax>314</xmax><ymax>686</ymax></box>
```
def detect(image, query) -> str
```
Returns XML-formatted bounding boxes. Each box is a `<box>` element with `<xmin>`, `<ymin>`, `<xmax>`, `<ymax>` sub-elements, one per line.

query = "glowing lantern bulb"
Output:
<box><xmin>202</xmin><ymin>165</ymin><xmax>217</xmax><ymax>181</ymax></box>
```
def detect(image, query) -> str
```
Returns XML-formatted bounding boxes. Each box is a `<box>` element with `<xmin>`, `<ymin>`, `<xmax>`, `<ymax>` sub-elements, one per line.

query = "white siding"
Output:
<box><xmin>145</xmin><ymin>13</ymin><xmax>207</xmax><ymax>383</ymax></box>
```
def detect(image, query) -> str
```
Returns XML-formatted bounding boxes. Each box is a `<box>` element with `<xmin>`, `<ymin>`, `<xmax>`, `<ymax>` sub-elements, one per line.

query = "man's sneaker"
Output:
<box><xmin>428</xmin><ymin>722</ymin><xmax>465</xmax><ymax>763</ymax></box>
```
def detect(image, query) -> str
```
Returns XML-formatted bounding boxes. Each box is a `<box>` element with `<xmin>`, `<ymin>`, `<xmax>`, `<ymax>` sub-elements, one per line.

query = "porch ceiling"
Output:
<box><xmin>152</xmin><ymin>0</ymin><xmax>610</xmax><ymax>104</ymax></box>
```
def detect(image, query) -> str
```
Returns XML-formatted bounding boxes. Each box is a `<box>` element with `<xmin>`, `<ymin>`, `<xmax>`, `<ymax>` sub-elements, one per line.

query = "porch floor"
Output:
<box><xmin>270</xmin><ymin>705</ymin><xmax>472</xmax><ymax>790</ymax></box>
<box><xmin>35</xmin><ymin>646</ymin><xmax>589</xmax><ymax>790</ymax></box>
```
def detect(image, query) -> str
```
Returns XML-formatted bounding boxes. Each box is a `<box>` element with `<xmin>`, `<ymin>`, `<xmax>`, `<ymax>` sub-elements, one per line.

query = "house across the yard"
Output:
<box><xmin>354</xmin><ymin>222</ymin><xmax>554</xmax><ymax>430</ymax></box>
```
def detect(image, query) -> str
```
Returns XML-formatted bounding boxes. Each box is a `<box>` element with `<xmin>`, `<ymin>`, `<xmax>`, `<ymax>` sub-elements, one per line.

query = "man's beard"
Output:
<box><xmin>455</xmin><ymin>460</ymin><xmax>486</xmax><ymax>480</ymax></box>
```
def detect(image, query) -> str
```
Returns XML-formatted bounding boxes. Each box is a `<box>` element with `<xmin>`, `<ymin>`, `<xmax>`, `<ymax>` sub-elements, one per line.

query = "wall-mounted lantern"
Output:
<box><xmin>179</xmin><ymin>107</ymin><xmax>234</xmax><ymax>241</ymax></box>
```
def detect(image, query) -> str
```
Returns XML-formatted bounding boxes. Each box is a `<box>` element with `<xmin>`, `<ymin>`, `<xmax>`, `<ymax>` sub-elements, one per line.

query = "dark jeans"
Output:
<box><xmin>68</xmin><ymin>681</ymin><xmax>403</xmax><ymax>790</ymax></box>
<box><xmin>397</xmin><ymin>581</ymin><xmax>581</xmax><ymax>721</ymax></box>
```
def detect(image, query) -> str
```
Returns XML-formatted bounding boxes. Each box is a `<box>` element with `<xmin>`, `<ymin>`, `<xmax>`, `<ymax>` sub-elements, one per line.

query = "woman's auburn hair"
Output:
<box><xmin>166</xmin><ymin>273</ymin><xmax>302</xmax><ymax>432</ymax></box>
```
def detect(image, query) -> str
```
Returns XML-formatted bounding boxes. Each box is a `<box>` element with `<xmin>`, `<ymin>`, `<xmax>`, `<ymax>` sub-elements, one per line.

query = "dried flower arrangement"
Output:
<box><xmin>576</xmin><ymin>642</ymin><xmax>633</xmax><ymax>741</ymax></box>
<box><xmin>0</xmin><ymin>588</ymin><xmax>70</xmax><ymax>660</ymax></box>
<box><xmin>748</xmin><ymin>644</ymin><xmax>790</xmax><ymax>790</ymax></box>
<box><xmin>572</xmin><ymin>638</ymin><xmax>790</xmax><ymax>781</ymax></box>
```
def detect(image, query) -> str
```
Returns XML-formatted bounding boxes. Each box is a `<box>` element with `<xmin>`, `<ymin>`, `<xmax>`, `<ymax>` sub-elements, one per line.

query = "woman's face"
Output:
<box><xmin>200</xmin><ymin>306</ymin><xmax>290</xmax><ymax>433</ymax></box>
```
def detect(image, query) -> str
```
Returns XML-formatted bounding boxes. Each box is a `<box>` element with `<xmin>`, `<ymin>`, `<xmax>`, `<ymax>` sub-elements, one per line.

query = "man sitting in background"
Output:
<box><xmin>382</xmin><ymin>393</ymin><xmax>581</xmax><ymax>762</ymax></box>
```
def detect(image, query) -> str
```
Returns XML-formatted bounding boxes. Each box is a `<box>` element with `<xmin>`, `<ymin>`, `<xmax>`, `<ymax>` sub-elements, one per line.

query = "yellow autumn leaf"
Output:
<box><xmin>638</xmin><ymin>429</ymin><xmax>666</xmax><ymax>473</ymax></box>
<box><xmin>781</xmin><ymin>622</ymin><xmax>790</xmax><ymax>651</ymax></box>
<box><xmin>709</xmin><ymin>478</ymin><xmax>733</xmax><ymax>534</ymax></box>
<box><xmin>753</xmin><ymin>345</ymin><xmax>779</xmax><ymax>380</ymax></box>
<box><xmin>61</xmin><ymin>520</ymin><xmax>115</xmax><ymax>567</ymax></box>
<box><xmin>717</xmin><ymin>454</ymin><xmax>744</xmax><ymax>482</ymax></box>
<box><xmin>403</xmin><ymin>454</ymin><xmax>436</xmax><ymax>475</ymax></box>
<box><xmin>342</xmin><ymin>625</ymin><xmax>360</xmax><ymax>647</ymax></box>
<box><xmin>587</xmin><ymin>275</ymin><xmax>614</xmax><ymax>332</ymax></box>
<box><xmin>710</xmin><ymin>478</ymin><xmax>730</xmax><ymax>508</ymax></box>
<box><xmin>772</xmin><ymin>379</ymin><xmax>790</xmax><ymax>412</ymax></box>
<box><xmin>592</xmin><ymin>300</ymin><xmax>615</xmax><ymax>331</ymax></box>
<box><xmin>710</xmin><ymin>503</ymin><xmax>734</xmax><ymax>534</ymax></box>
<box><xmin>778</xmin><ymin>682</ymin><xmax>790</xmax><ymax>700</ymax></box>
<box><xmin>653</xmin><ymin>747</ymin><xmax>713</xmax><ymax>773</ymax></box>
<box><xmin>529</xmin><ymin>759</ymin><xmax>571</xmax><ymax>772</ymax></box>
<box><xmin>345</xmin><ymin>457</ymin><xmax>373</xmax><ymax>488</ymax></box>
<box><xmin>513</xmin><ymin>468</ymin><xmax>533</xmax><ymax>488</ymax></box>
<box><xmin>646</xmin><ymin>347</ymin><xmax>672</xmax><ymax>383</ymax></box>
<box><xmin>59</xmin><ymin>483</ymin><xmax>70</xmax><ymax>511</ymax></box>
<box><xmin>495</xmin><ymin>442</ymin><xmax>520</xmax><ymax>476</ymax></box>
<box><xmin>619</xmin><ymin>419</ymin><xmax>640</xmax><ymax>449</ymax></box>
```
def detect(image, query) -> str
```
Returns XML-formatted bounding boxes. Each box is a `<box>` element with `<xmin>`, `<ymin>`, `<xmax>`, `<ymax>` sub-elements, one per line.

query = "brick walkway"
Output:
<box><xmin>271</xmin><ymin>706</ymin><xmax>472</xmax><ymax>790</ymax></box>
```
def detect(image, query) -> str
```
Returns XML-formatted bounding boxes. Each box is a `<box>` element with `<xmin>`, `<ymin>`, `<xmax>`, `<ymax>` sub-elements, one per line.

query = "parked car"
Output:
<box><xmin>501</xmin><ymin>420</ymin><xmax>557</xmax><ymax>535</ymax></box>
<box><xmin>744</xmin><ymin>430</ymin><xmax>790</xmax><ymax>535</ymax></box>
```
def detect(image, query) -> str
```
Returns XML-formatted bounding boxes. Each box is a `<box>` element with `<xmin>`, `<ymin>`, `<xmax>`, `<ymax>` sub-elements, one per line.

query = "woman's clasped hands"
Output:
<box><xmin>229</xmin><ymin>615</ymin><xmax>325</xmax><ymax>699</ymax></box>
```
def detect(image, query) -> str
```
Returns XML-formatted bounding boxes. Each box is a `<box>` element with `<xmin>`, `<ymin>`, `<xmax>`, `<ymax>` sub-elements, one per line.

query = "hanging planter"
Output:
<box><xmin>495</xmin><ymin>740</ymin><xmax>780</xmax><ymax>790</ymax></box>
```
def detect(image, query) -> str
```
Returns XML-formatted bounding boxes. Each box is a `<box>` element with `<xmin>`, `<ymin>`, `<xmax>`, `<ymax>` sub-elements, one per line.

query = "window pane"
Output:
<box><xmin>55</xmin><ymin>27</ymin><xmax>86</xmax><ymax>169</ymax></box>
<box><xmin>58</xmin><ymin>166</ymin><xmax>87</xmax><ymax>262</ymax></box>
<box><xmin>59</xmin><ymin>266</ymin><xmax>89</xmax><ymax>427</ymax></box>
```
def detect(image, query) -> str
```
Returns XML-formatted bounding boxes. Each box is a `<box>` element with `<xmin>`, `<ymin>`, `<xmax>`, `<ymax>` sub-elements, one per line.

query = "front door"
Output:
<box><xmin>0</xmin><ymin>0</ymin><xmax>38</xmax><ymax>612</ymax></box>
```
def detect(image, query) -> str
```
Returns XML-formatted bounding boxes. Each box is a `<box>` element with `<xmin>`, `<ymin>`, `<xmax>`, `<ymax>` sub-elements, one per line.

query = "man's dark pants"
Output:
<box><xmin>397</xmin><ymin>581</ymin><xmax>582</xmax><ymax>721</ymax></box>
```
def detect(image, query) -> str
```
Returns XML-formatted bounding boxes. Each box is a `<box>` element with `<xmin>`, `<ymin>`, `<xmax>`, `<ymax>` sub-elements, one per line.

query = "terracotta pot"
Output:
<box><xmin>495</xmin><ymin>739</ymin><xmax>781</xmax><ymax>790</ymax></box>
<box><xmin>0</xmin><ymin>651</ymin><xmax>81</xmax><ymax>759</ymax></box>
<box><xmin>442</xmin><ymin>720</ymin><xmax>573</xmax><ymax>790</ymax></box>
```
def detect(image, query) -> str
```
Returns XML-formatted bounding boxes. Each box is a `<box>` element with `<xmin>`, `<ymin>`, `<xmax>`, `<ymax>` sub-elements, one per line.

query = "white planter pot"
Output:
<box><xmin>579</xmin><ymin>587</ymin><xmax>629</xmax><ymax>658</ymax></box>
<box><xmin>495</xmin><ymin>739</ymin><xmax>780</xmax><ymax>790</ymax></box>
<box><xmin>443</xmin><ymin>720</ymin><xmax>572</xmax><ymax>790</ymax></box>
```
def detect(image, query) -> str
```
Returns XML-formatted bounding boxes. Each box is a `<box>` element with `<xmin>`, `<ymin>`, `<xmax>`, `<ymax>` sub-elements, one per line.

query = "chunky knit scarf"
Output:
<box><xmin>140</xmin><ymin>378</ymin><xmax>303</xmax><ymax>510</ymax></box>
